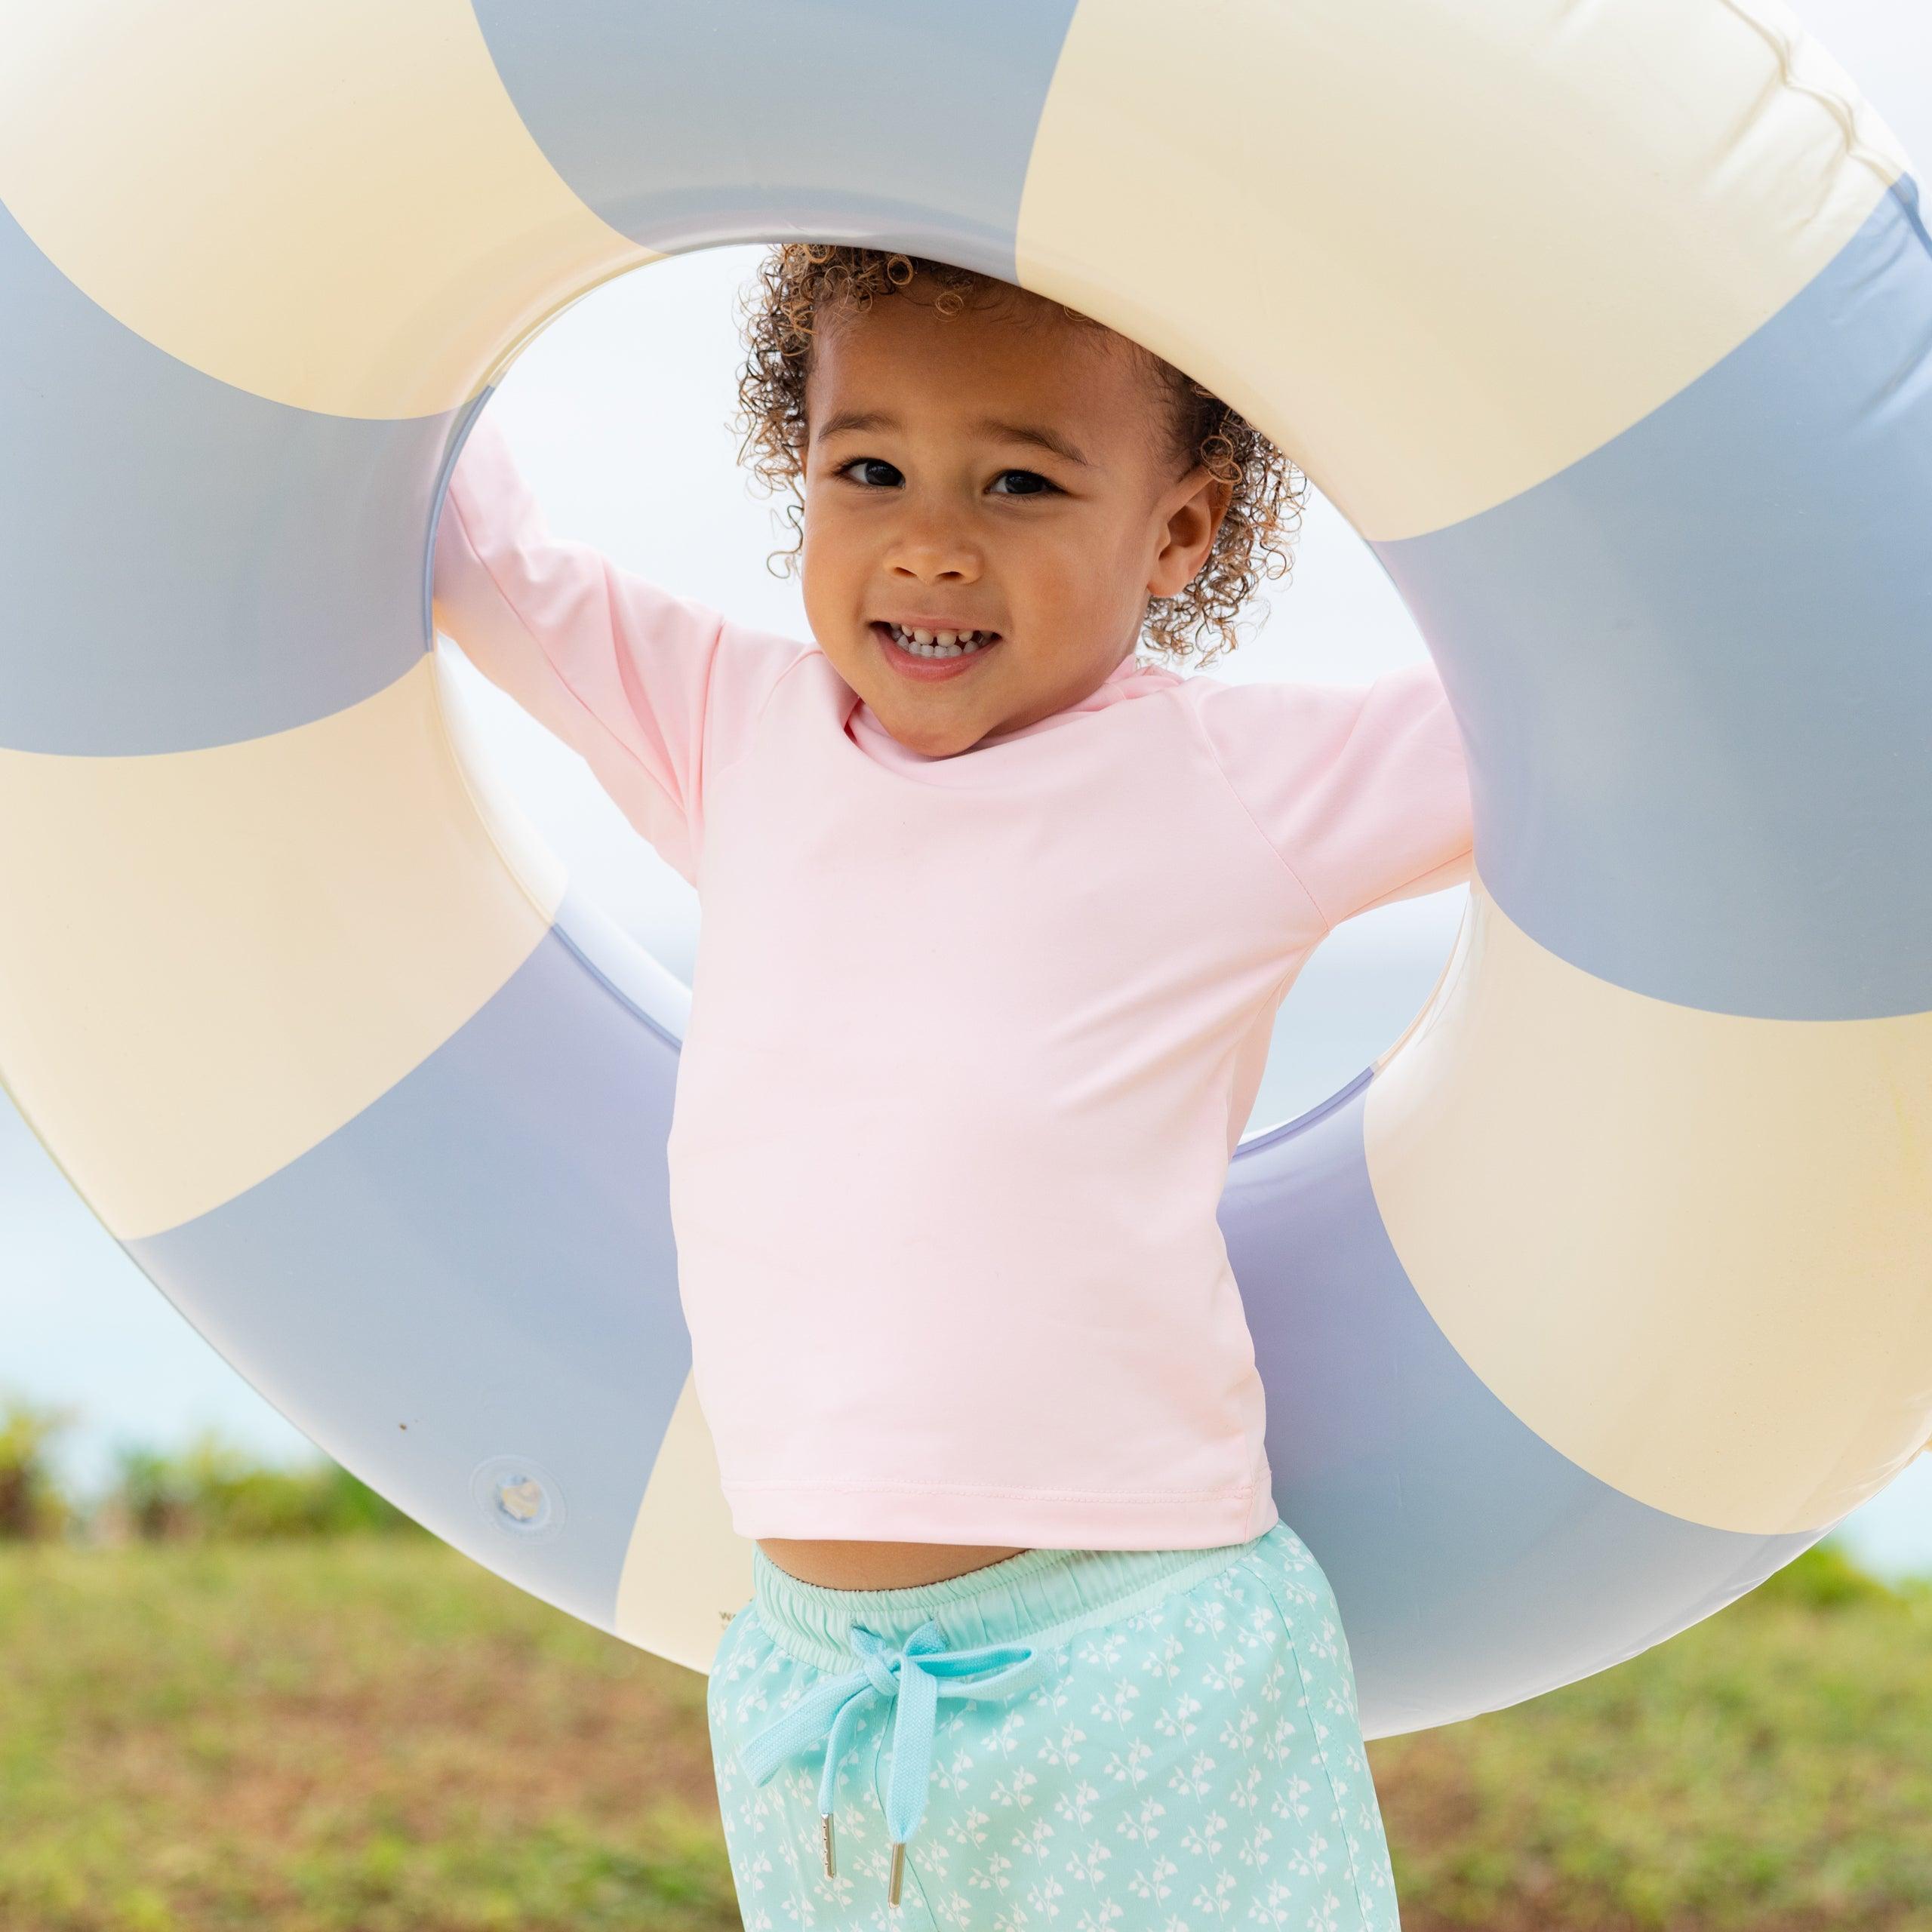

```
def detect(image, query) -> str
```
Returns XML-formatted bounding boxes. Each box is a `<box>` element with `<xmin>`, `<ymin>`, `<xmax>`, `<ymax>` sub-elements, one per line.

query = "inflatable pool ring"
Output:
<box><xmin>1</xmin><ymin>0</ymin><xmax>1927</xmax><ymax>1734</ymax></box>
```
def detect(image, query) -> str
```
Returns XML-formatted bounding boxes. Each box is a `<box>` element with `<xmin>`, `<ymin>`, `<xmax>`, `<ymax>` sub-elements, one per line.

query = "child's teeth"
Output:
<box><xmin>889</xmin><ymin>623</ymin><xmax>992</xmax><ymax>658</ymax></box>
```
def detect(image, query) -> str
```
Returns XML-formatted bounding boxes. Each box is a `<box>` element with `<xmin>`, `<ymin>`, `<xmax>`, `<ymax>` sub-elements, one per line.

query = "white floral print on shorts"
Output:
<box><xmin>706</xmin><ymin>1521</ymin><xmax>1401</xmax><ymax>1930</ymax></box>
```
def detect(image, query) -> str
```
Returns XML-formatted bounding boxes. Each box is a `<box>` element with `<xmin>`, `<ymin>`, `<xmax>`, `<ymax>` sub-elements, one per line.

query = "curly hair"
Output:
<box><xmin>731</xmin><ymin>245</ymin><xmax>1304</xmax><ymax>666</ymax></box>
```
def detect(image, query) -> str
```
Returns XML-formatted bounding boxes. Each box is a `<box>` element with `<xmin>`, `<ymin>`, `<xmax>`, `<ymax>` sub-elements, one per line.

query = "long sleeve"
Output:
<box><xmin>430</xmin><ymin>411</ymin><xmax>809</xmax><ymax>884</ymax></box>
<box><xmin>1187</xmin><ymin>659</ymin><xmax>1475</xmax><ymax>934</ymax></box>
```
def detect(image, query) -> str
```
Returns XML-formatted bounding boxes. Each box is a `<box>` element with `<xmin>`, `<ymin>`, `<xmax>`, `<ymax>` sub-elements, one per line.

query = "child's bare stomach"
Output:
<box><xmin>758</xmin><ymin>1539</ymin><xmax>1030</xmax><ymax>1591</ymax></box>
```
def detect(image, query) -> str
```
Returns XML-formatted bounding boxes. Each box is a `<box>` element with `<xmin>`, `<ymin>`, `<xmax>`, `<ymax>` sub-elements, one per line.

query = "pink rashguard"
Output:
<box><xmin>432</xmin><ymin>414</ymin><xmax>1475</xmax><ymax>1550</ymax></box>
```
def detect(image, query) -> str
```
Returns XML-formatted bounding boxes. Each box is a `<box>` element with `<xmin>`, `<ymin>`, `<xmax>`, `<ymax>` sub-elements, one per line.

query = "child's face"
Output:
<box><xmin>798</xmin><ymin>280</ymin><xmax>1229</xmax><ymax>758</ymax></box>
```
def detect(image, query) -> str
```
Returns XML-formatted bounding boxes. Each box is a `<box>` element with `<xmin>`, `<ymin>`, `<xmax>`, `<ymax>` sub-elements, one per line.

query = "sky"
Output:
<box><xmin>2</xmin><ymin>0</ymin><xmax>1926</xmax><ymax>1577</ymax></box>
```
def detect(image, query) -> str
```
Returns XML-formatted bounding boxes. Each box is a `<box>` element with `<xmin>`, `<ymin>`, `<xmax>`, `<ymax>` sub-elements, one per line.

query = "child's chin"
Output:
<box><xmin>883</xmin><ymin>706</ymin><xmax>986</xmax><ymax>760</ymax></box>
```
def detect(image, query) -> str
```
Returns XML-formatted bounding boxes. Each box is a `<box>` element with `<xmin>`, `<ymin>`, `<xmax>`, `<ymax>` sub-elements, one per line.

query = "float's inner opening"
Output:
<box><xmin>436</xmin><ymin>244</ymin><xmax>1468</xmax><ymax>1140</ymax></box>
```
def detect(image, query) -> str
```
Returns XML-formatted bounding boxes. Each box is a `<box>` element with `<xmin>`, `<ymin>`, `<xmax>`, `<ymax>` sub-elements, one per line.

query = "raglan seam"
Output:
<box><xmin>1180</xmin><ymin>686</ymin><xmax>1335</xmax><ymax>935</ymax></box>
<box><xmin>732</xmin><ymin>638</ymin><xmax>823</xmax><ymax>773</ymax></box>
<box><xmin>685</xmin><ymin>641</ymin><xmax>823</xmax><ymax>886</ymax></box>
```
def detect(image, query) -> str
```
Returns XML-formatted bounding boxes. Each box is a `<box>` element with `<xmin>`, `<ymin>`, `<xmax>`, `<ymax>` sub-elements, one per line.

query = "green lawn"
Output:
<box><xmin>0</xmin><ymin>1538</ymin><xmax>1924</xmax><ymax>1930</ymax></box>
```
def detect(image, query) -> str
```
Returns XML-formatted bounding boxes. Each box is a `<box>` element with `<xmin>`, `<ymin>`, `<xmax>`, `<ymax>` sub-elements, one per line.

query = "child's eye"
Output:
<box><xmin>834</xmin><ymin>457</ymin><xmax>903</xmax><ymax>488</ymax></box>
<box><xmin>989</xmin><ymin>469</ymin><xmax>1057</xmax><ymax>497</ymax></box>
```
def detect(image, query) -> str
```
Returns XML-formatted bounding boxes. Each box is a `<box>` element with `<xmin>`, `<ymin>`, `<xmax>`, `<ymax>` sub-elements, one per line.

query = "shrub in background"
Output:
<box><xmin>97</xmin><ymin>1426</ymin><xmax>424</xmax><ymax>1541</ymax></box>
<box><xmin>0</xmin><ymin>1392</ymin><xmax>80</xmax><ymax>1541</ymax></box>
<box><xmin>1746</xmin><ymin>1537</ymin><xmax>1904</xmax><ymax>1612</ymax></box>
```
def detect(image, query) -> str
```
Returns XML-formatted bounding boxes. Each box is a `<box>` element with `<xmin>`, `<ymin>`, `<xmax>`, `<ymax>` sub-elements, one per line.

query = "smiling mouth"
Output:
<box><xmin>874</xmin><ymin>620</ymin><xmax>1001</xmax><ymax>660</ymax></box>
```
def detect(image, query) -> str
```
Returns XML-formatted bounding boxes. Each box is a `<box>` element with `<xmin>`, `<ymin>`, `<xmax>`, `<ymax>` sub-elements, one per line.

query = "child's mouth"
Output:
<box><xmin>872</xmin><ymin>620</ymin><xmax>1001</xmax><ymax>682</ymax></box>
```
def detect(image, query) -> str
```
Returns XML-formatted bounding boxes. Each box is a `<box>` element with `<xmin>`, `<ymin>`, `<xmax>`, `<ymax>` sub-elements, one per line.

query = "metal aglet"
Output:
<box><xmin>888</xmin><ymin>1840</ymin><xmax>906</xmax><ymax>1907</ymax></box>
<box><xmin>819</xmin><ymin>1810</ymin><xmax>836</xmax><ymax>1878</ymax></box>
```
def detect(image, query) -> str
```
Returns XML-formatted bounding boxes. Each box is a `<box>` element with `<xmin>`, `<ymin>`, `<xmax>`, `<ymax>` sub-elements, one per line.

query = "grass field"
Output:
<box><xmin>0</xmin><ymin>1537</ymin><xmax>1924</xmax><ymax>1931</ymax></box>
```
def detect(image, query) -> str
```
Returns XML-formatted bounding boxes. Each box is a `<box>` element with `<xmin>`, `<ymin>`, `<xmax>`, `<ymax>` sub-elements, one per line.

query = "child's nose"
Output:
<box><xmin>886</xmin><ymin>510</ymin><xmax>982</xmax><ymax>583</ymax></box>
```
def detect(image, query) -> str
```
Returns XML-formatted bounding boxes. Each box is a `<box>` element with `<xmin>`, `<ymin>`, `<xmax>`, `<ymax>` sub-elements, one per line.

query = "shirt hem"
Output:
<box><xmin>726</xmin><ymin>1478</ymin><xmax>1281</xmax><ymax>1549</ymax></box>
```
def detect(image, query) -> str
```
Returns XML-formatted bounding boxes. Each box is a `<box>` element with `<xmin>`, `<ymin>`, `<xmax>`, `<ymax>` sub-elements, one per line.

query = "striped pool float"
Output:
<box><xmin>0</xmin><ymin>0</ymin><xmax>1925</xmax><ymax>1734</ymax></box>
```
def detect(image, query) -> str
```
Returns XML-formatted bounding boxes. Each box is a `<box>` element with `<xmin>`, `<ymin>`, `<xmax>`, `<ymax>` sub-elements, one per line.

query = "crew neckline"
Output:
<box><xmin>844</xmin><ymin>651</ymin><xmax>1180</xmax><ymax>780</ymax></box>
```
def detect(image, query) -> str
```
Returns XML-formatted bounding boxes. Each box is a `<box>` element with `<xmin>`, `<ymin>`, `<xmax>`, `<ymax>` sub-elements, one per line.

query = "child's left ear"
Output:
<box><xmin>1150</xmin><ymin>469</ymin><xmax>1232</xmax><ymax>598</ymax></box>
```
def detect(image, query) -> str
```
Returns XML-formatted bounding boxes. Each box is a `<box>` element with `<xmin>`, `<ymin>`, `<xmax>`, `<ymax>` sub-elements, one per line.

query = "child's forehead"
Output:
<box><xmin>810</xmin><ymin>285</ymin><xmax>1164</xmax><ymax>418</ymax></box>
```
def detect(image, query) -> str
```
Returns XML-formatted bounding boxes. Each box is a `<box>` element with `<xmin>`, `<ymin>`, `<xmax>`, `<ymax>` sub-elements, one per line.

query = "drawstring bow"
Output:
<box><xmin>736</xmin><ymin>1617</ymin><xmax>1054</xmax><ymax>1906</ymax></box>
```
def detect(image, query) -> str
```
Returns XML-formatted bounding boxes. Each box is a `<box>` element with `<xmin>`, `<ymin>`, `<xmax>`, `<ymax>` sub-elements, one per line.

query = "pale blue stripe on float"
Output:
<box><xmin>125</xmin><ymin>887</ymin><xmax>690</xmax><ymax>1635</ymax></box>
<box><xmin>0</xmin><ymin>197</ymin><xmax>448</xmax><ymax>756</ymax></box>
<box><xmin>1379</xmin><ymin>179</ymin><xmax>1932</xmax><ymax>1021</ymax></box>
<box><xmin>1224</xmin><ymin>1073</ymin><xmax>1819</xmax><ymax>1737</ymax></box>
<box><xmin>469</xmin><ymin>0</ymin><xmax>1080</xmax><ymax>275</ymax></box>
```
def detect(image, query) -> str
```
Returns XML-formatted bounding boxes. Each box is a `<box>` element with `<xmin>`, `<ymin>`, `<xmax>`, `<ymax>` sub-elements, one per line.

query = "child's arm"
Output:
<box><xmin>430</xmin><ymin>411</ymin><xmax>808</xmax><ymax>884</ymax></box>
<box><xmin>1189</xmin><ymin>660</ymin><xmax>1475</xmax><ymax>935</ymax></box>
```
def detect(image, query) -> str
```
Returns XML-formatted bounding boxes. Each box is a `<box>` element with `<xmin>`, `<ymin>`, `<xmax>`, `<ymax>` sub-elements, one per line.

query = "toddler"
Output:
<box><xmin>432</xmin><ymin>245</ymin><xmax>1472</xmax><ymax>1930</ymax></box>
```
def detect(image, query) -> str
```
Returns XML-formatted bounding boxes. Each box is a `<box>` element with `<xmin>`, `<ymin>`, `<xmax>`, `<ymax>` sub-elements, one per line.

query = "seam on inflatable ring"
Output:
<box><xmin>543</xmin><ymin>913</ymin><xmax>685</xmax><ymax>1054</ymax></box>
<box><xmin>1715</xmin><ymin>0</ymin><xmax>1901</xmax><ymax>190</ymax></box>
<box><xmin>1236</xmin><ymin>1066</ymin><xmax>1377</xmax><ymax>1160</ymax></box>
<box><xmin>0</xmin><ymin>1063</ymin><xmax>99</xmax><ymax>1240</ymax></box>
<box><xmin>427</xmin><ymin>649</ymin><xmax>565</xmax><ymax>934</ymax></box>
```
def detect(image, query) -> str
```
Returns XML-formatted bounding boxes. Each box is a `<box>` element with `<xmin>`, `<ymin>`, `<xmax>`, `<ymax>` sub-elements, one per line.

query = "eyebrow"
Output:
<box><xmin>812</xmin><ymin>408</ymin><xmax>1093</xmax><ymax>469</ymax></box>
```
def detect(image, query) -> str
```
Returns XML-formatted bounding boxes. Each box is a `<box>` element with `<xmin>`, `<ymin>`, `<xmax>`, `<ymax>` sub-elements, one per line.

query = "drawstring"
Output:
<box><xmin>736</xmin><ymin>1616</ymin><xmax>1056</xmax><ymax>1907</ymax></box>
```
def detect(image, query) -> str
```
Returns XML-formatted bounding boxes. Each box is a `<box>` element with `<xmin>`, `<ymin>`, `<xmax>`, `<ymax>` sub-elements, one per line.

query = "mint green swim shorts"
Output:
<box><xmin>706</xmin><ymin>1520</ymin><xmax>1401</xmax><ymax>1929</ymax></box>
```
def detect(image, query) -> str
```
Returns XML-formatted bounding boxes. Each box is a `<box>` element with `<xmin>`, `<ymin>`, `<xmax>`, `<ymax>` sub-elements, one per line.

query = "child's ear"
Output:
<box><xmin>1149</xmin><ymin>468</ymin><xmax>1232</xmax><ymax>598</ymax></box>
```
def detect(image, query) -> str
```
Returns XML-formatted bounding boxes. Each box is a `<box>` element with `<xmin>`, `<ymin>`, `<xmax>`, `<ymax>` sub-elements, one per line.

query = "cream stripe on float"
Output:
<box><xmin>0</xmin><ymin>654</ymin><xmax>568</xmax><ymax>1241</ymax></box>
<box><xmin>0</xmin><ymin>0</ymin><xmax>654</xmax><ymax>420</ymax></box>
<box><xmin>615</xmin><ymin>1376</ymin><xmax>755</xmax><ymax>1675</ymax></box>
<box><xmin>1014</xmin><ymin>0</ymin><xmax>1909</xmax><ymax>542</ymax></box>
<box><xmin>1363</xmin><ymin>878</ymin><xmax>1932</xmax><ymax>1537</ymax></box>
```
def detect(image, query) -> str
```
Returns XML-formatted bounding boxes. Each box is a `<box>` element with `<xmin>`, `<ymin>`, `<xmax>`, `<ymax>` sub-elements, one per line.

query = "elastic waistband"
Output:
<box><xmin>750</xmin><ymin>1536</ymin><xmax>1269</xmax><ymax>1674</ymax></box>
